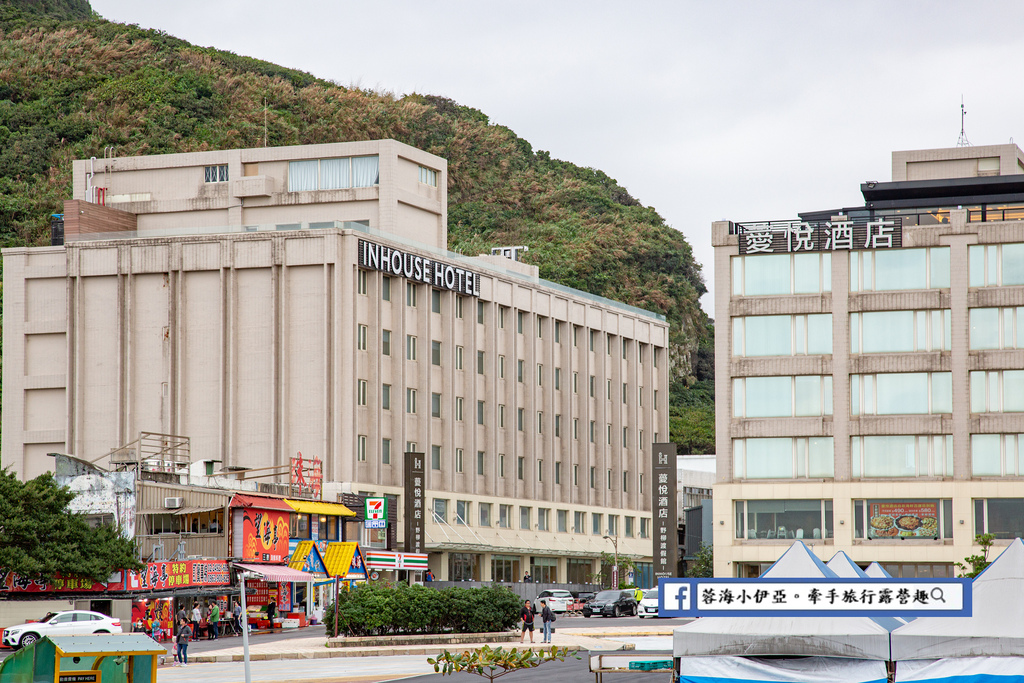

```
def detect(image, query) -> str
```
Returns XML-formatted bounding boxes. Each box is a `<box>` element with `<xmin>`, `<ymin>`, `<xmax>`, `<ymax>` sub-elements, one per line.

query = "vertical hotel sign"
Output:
<box><xmin>404</xmin><ymin>452</ymin><xmax>425</xmax><ymax>555</ymax></box>
<box><xmin>652</xmin><ymin>443</ymin><xmax>678</xmax><ymax>580</ymax></box>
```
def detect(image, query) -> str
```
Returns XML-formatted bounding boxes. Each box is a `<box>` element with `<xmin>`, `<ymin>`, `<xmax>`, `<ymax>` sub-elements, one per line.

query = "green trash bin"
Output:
<box><xmin>0</xmin><ymin>633</ymin><xmax>166</xmax><ymax>683</ymax></box>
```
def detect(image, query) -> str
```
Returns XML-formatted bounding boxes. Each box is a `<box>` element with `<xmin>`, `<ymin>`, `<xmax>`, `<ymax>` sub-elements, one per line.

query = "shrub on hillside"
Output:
<box><xmin>324</xmin><ymin>583</ymin><xmax>521</xmax><ymax>637</ymax></box>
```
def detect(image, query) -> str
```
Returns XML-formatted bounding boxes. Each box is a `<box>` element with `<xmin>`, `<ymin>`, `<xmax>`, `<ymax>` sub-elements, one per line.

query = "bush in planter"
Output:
<box><xmin>325</xmin><ymin>583</ymin><xmax>521</xmax><ymax>637</ymax></box>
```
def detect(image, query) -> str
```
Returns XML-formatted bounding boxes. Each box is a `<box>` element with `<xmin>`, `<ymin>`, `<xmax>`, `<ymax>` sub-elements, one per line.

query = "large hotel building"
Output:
<box><xmin>2</xmin><ymin>140</ymin><xmax>669</xmax><ymax>583</ymax></box>
<box><xmin>714</xmin><ymin>144</ymin><xmax>1024</xmax><ymax>577</ymax></box>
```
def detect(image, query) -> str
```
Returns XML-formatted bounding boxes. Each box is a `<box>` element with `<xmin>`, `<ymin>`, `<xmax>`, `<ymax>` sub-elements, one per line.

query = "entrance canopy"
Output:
<box><xmin>233</xmin><ymin>563</ymin><xmax>319</xmax><ymax>583</ymax></box>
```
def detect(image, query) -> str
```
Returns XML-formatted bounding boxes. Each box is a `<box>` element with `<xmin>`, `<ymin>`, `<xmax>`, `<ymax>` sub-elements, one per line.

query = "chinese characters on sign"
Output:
<box><xmin>125</xmin><ymin>561</ymin><xmax>231</xmax><ymax>591</ymax></box>
<box><xmin>404</xmin><ymin>452</ymin><xmax>425</xmax><ymax>554</ymax></box>
<box><xmin>651</xmin><ymin>443</ymin><xmax>678</xmax><ymax>581</ymax></box>
<box><xmin>290</xmin><ymin>452</ymin><xmax>323</xmax><ymax>500</ymax></box>
<box><xmin>868</xmin><ymin>501</ymin><xmax>940</xmax><ymax>539</ymax></box>
<box><xmin>658</xmin><ymin>578</ymin><xmax>971</xmax><ymax>618</ymax></box>
<box><xmin>242</xmin><ymin>509</ymin><xmax>290</xmax><ymax>563</ymax></box>
<box><xmin>735</xmin><ymin>218</ymin><xmax>903</xmax><ymax>255</ymax></box>
<box><xmin>0</xmin><ymin>570</ymin><xmax>106</xmax><ymax>593</ymax></box>
<box><xmin>365</xmin><ymin>497</ymin><xmax>388</xmax><ymax>529</ymax></box>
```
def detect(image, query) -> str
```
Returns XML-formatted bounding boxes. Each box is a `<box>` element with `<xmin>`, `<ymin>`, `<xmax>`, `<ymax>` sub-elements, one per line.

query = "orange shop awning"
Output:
<box><xmin>229</xmin><ymin>493</ymin><xmax>292</xmax><ymax>511</ymax></box>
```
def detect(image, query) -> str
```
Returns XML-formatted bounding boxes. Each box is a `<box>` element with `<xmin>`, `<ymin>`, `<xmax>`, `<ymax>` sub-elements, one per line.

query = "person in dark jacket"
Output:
<box><xmin>175</xmin><ymin>618</ymin><xmax>192</xmax><ymax>666</ymax></box>
<box><xmin>519</xmin><ymin>600</ymin><xmax>536</xmax><ymax>643</ymax></box>
<box><xmin>539</xmin><ymin>599</ymin><xmax>555</xmax><ymax>643</ymax></box>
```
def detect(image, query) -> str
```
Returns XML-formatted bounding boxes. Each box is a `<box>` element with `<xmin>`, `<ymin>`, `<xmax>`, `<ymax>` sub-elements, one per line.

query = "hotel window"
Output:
<box><xmin>288</xmin><ymin>155</ymin><xmax>379</xmax><ymax>191</ymax></box>
<box><xmin>382</xmin><ymin>276</ymin><xmax>391</xmax><ymax>301</ymax></box>
<box><xmin>431</xmin><ymin>340</ymin><xmax>442</xmax><ymax>366</ymax></box>
<box><xmin>521</xmin><ymin>506</ymin><xmax>531</xmax><ymax>529</ymax></box>
<box><xmin>382</xmin><ymin>384</ymin><xmax>391</xmax><ymax>410</ymax></box>
<box><xmin>574</xmin><ymin>510</ymin><xmax>585</xmax><ymax>534</ymax></box>
<box><xmin>592</xmin><ymin>513</ymin><xmax>602</xmax><ymax>535</ymax></box>
<box><xmin>971</xmin><ymin>434</ymin><xmax>1024</xmax><ymax>476</ymax></box>
<box><xmin>499</xmin><ymin>404</ymin><xmax>506</xmax><ymax>428</ymax></box>
<box><xmin>517</xmin><ymin>311</ymin><xmax>524</xmax><ymax>334</ymax></box>
<box><xmin>970</xmin><ymin>243</ymin><xmax>1024</xmax><ymax>287</ymax></box>
<box><xmin>589</xmin><ymin>466</ymin><xmax>596</xmax><ymax>488</ymax></box>
<box><xmin>356</xmin><ymin>380</ymin><xmax>367</xmax><ymax>406</ymax></box>
<box><xmin>573</xmin><ymin>326</ymin><xmax>579</xmax><ymax>347</ymax></box>
<box><xmin>557</xmin><ymin>509</ymin><xmax>568</xmax><ymax>533</ymax></box>
<box><xmin>455</xmin><ymin>345</ymin><xmax>464</xmax><ymax>370</ymax></box>
<box><xmin>407</xmin><ymin>282</ymin><xmax>417</xmax><ymax>307</ymax></box>
<box><xmin>555</xmin><ymin>414</ymin><xmax>561</xmax><ymax>437</ymax></box>
<box><xmin>431</xmin><ymin>289</ymin><xmax>441</xmax><ymax>313</ymax></box>
<box><xmin>622</xmin><ymin>469</ymin><xmax>628</xmax><ymax>492</ymax></box>
<box><xmin>406</xmin><ymin>335</ymin><xmax>417</xmax><ymax>360</ymax></box>
<box><xmin>407</xmin><ymin>441</ymin><xmax>417</xmax><ymax>452</ymax></box>
<box><xmin>499</xmin><ymin>454</ymin><xmax>505</xmax><ymax>477</ymax></box>
<box><xmin>499</xmin><ymin>504</ymin><xmax>511</xmax><ymax>528</ymax></box>
<box><xmin>850</xmin><ymin>247</ymin><xmax>950</xmax><ymax>292</ymax></box>
<box><xmin>406</xmin><ymin>388</ymin><xmax>417</xmax><ymax>414</ymax></box>
<box><xmin>851</xmin><ymin>435</ymin><xmax>952</xmax><ymax>478</ymax></box>
<box><xmin>431</xmin><ymin>445</ymin><xmax>441</xmax><ymax>471</ymax></box>
<box><xmin>607</xmin><ymin>334</ymin><xmax>612</xmax><ymax>355</ymax></box>
<box><xmin>357</xmin><ymin>324</ymin><xmax>367</xmax><ymax>351</ymax></box>
<box><xmin>555</xmin><ymin>368</ymin><xmax>561</xmax><ymax>390</ymax></box>
<box><xmin>639</xmin><ymin>472</ymin><xmax>644</xmax><ymax>494</ymax></box>
<box><xmin>607</xmin><ymin>424</ymin><xmax>612</xmax><ymax>445</ymax></box>
<box><xmin>734</xmin><ymin>314</ymin><xmax>833</xmax><ymax>356</ymax></box>
<box><xmin>625</xmin><ymin>517</ymin><xmax>634</xmax><ymax>537</ymax></box>
<box><xmin>477</xmin><ymin>450</ymin><xmax>485</xmax><ymax>475</ymax></box>
<box><xmin>851</xmin><ymin>310</ymin><xmax>951</xmax><ymax>353</ymax></box>
<box><xmin>204</xmin><ymin>164</ymin><xmax>228</xmax><ymax>183</ymax></box>
<box><xmin>382</xmin><ymin>330</ymin><xmax>392</xmax><ymax>356</ymax></box>
<box><xmin>654</xmin><ymin>390</ymin><xmax>659</xmax><ymax>410</ymax></box>
<box><xmin>608</xmin><ymin>515</ymin><xmax>618</xmax><ymax>536</ymax></box>
<box><xmin>606</xmin><ymin>468</ymin><xmax>612</xmax><ymax>489</ymax></box>
<box><xmin>573</xmin><ymin>418</ymin><xmax>578</xmax><ymax>439</ymax></box>
<box><xmin>455</xmin><ymin>397</ymin><xmax>464</xmax><ymax>421</ymax></box>
<box><xmin>419</xmin><ymin>165</ymin><xmax>438</xmax><ymax>186</ymax></box>
<box><xmin>640</xmin><ymin>518</ymin><xmax>650</xmax><ymax>538</ymax></box>
<box><xmin>622</xmin><ymin>382</ymin><xmax>627</xmax><ymax>403</ymax></box>
<box><xmin>733</xmin><ymin>437</ymin><xmax>835</xmax><ymax>479</ymax></box>
<box><xmin>607</xmin><ymin>379</ymin><xmax>611</xmax><ymax>400</ymax></box>
<box><xmin>555</xmin><ymin>322</ymin><xmax>562</xmax><ymax>343</ymax></box>
<box><xmin>855</xmin><ymin>499</ymin><xmax>951</xmax><ymax>540</ymax></box>
<box><xmin>971</xmin><ymin>370</ymin><xmax>1024</xmax><ymax>412</ymax></box>
<box><xmin>731</xmin><ymin>252</ymin><xmax>832</xmax><ymax>296</ymax></box>
<box><xmin>478</xmin><ymin>351</ymin><xmax>485</xmax><ymax>374</ymax></box>
<box><xmin>589</xmin><ymin>375</ymin><xmax>595</xmax><ymax>397</ymax></box>
<box><xmin>357</xmin><ymin>435</ymin><xmax>367</xmax><ymax>461</ymax></box>
<box><xmin>455</xmin><ymin>296</ymin><xmax>463</xmax><ymax>318</ymax></box>
<box><xmin>555</xmin><ymin>461</ymin><xmax>561</xmax><ymax>484</ymax></box>
<box><xmin>478</xmin><ymin>300</ymin><xmax>485</xmax><ymax>324</ymax></box>
<box><xmin>851</xmin><ymin>373</ymin><xmax>952</xmax><ymax>415</ymax></box>
<box><xmin>479</xmin><ymin>502</ymin><xmax>491</xmax><ymax>526</ymax></box>
<box><xmin>517</xmin><ymin>456</ymin><xmax>525</xmax><ymax>480</ymax></box>
<box><xmin>589</xmin><ymin>421</ymin><xmax>595</xmax><ymax>443</ymax></box>
<box><xmin>573</xmin><ymin>372</ymin><xmax>578</xmax><ymax>393</ymax></box>
<box><xmin>455</xmin><ymin>449</ymin><xmax>464</xmax><ymax>474</ymax></box>
<box><xmin>499</xmin><ymin>306</ymin><xmax>505</xmax><ymax>328</ymax></box>
<box><xmin>733</xmin><ymin>376</ymin><xmax>833</xmax><ymax>418</ymax></box>
<box><xmin>974</xmin><ymin>499</ymin><xmax>1024</xmax><ymax>539</ymax></box>
<box><xmin>573</xmin><ymin>464</ymin><xmax>579</xmax><ymax>486</ymax></box>
<box><xmin>518</xmin><ymin>360</ymin><xmax>524</xmax><ymax>383</ymax></box>
<box><xmin>590</xmin><ymin>330</ymin><xmax>596</xmax><ymax>351</ymax></box>
<box><xmin>537</xmin><ymin>412</ymin><xmax>543</xmax><ymax>434</ymax></box>
<box><xmin>537</xmin><ymin>364</ymin><xmax>543</xmax><ymax>386</ymax></box>
<box><xmin>735</xmin><ymin>499</ymin><xmax>833</xmax><ymax>540</ymax></box>
<box><xmin>537</xmin><ymin>319</ymin><xmax>543</xmax><ymax>338</ymax></box>
<box><xmin>382</xmin><ymin>438</ymin><xmax>391</xmax><ymax>465</ymax></box>
<box><xmin>431</xmin><ymin>392</ymin><xmax>441</xmax><ymax>418</ymax></box>
<box><xmin>432</xmin><ymin>498</ymin><xmax>447</xmax><ymax>523</ymax></box>
<box><xmin>478</xmin><ymin>400</ymin><xmax>485</xmax><ymax>425</ymax></box>
<box><xmin>357</xmin><ymin>270</ymin><xmax>367</xmax><ymax>295</ymax></box>
<box><xmin>518</xmin><ymin>408</ymin><xmax>524</xmax><ymax>431</ymax></box>
<box><xmin>455</xmin><ymin>499</ymin><xmax>468</xmax><ymax>524</ymax></box>
<box><xmin>538</xmin><ymin>508</ymin><xmax>550</xmax><ymax>531</ymax></box>
<box><xmin>970</xmin><ymin>307</ymin><xmax>1024</xmax><ymax>349</ymax></box>
<box><xmin>499</xmin><ymin>355</ymin><xmax>505</xmax><ymax>378</ymax></box>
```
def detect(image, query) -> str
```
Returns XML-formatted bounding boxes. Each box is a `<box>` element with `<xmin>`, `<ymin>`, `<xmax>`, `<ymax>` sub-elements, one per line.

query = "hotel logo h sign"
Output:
<box><xmin>652</xmin><ymin>442</ymin><xmax>678</xmax><ymax>580</ymax></box>
<box><xmin>404</xmin><ymin>452</ymin><xmax>425</xmax><ymax>554</ymax></box>
<box><xmin>736</xmin><ymin>217</ymin><xmax>903</xmax><ymax>255</ymax></box>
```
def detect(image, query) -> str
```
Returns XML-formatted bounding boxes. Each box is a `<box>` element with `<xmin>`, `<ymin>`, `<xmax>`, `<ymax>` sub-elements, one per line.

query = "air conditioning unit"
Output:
<box><xmin>164</xmin><ymin>497</ymin><xmax>184</xmax><ymax>509</ymax></box>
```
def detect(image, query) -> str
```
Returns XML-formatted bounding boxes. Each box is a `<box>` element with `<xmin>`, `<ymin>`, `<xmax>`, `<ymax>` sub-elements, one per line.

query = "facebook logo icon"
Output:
<box><xmin>659</xmin><ymin>579</ymin><xmax>694</xmax><ymax>617</ymax></box>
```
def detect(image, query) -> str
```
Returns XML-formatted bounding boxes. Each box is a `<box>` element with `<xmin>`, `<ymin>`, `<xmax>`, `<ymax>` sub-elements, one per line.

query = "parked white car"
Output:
<box><xmin>2</xmin><ymin>610</ymin><xmax>123</xmax><ymax>649</ymax></box>
<box><xmin>638</xmin><ymin>588</ymin><xmax>660</xmax><ymax>618</ymax></box>
<box><xmin>535</xmin><ymin>589</ymin><xmax>573</xmax><ymax>613</ymax></box>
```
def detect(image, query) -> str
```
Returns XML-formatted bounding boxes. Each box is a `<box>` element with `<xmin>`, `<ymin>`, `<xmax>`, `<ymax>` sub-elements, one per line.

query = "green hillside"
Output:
<box><xmin>0</xmin><ymin>1</ymin><xmax>715</xmax><ymax>452</ymax></box>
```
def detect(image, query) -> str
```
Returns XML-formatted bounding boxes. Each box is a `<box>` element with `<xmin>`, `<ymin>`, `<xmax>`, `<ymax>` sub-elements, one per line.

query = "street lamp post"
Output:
<box><xmin>602</xmin><ymin>535</ymin><xmax>619</xmax><ymax>588</ymax></box>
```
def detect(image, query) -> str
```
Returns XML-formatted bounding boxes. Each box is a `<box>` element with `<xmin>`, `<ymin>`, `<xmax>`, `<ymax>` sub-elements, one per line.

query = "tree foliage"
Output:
<box><xmin>955</xmin><ymin>533</ymin><xmax>995</xmax><ymax>578</ymax></box>
<box><xmin>687</xmin><ymin>542</ymin><xmax>714</xmax><ymax>578</ymax></box>
<box><xmin>0</xmin><ymin>468</ymin><xmax>142</xmax><ymax>581</ymax></box>
<box><xmin>428</xmin><ymin>645</ymin><xmax>578</xmax><ymax>681</ymax></box>
<box><xmin>0</xmin><ymin>4</ymin><xmax>716</xmax><ymax>444</ymax></box>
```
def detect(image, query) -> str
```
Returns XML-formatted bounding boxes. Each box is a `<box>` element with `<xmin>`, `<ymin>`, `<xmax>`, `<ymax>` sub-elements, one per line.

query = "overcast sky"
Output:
<box><xmin>89</xmin><ymin>1</ymin><xmax>1024</xmax><ymax>314</ymax></box>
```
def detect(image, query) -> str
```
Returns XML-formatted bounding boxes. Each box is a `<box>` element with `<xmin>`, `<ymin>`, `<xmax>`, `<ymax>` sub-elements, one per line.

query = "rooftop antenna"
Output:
<box><xmin>957</xmin><ymin>96</ymin><xmax>971</xmax><ymax>147</ymax></box>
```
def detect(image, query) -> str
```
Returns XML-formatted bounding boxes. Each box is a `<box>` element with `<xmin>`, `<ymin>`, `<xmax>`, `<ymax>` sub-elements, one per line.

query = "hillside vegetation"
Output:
<box><xmin>0</xmin><ymin>1</ymin><xmax>715</xmax><ymax>452</ymax></box>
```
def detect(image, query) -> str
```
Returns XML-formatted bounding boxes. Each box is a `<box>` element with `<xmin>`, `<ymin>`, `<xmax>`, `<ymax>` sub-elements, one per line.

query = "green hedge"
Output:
<box><xmin>324</xmin><ymin>583</ymin><xmax>522</xmax><ymax>637</ymax></box>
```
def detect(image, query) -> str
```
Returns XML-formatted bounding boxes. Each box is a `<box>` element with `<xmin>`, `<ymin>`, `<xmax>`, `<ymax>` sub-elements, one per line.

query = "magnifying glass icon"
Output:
<box><xmin>930</xmin><ymin>588</ymin><xmax>946</xmax><ymax>603</ymax></box>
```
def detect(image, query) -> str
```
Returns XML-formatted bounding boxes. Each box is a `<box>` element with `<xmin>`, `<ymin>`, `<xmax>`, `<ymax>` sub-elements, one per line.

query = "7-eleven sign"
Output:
<box><xmin>365</xmin><ymin>497</ymin><xmax>387</xmax><ymax>522</ymax></box>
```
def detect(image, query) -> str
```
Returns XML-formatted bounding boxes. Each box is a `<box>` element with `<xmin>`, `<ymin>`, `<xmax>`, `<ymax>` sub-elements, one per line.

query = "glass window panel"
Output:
<box><xmin>319</xmin><ymin>158</ymin><xmax>351</xmax><ymax>189</ymax></box>
<box><xmin>743</xmin><ymin>254</ymin><xmax>792</xmax><ymax>295</ymax></box>
<box><xmin>733</xmin><ymin>439</ymin><xmax>745</xmax><ymax>478</ymax></box>
<box><xmin>850</xmin><ymin>252</ymin><xmax>860</xmax><ymax>292</ymax></box>
<box><xmin>743</xmin><ymin>316</ymin><xmax>792</xmax><ymax>356</ymax></box>
<box><xmin>931</xmin><ymin>373</ymin><xmax>953</xmax><ymax>414</ymax></box>
<box><xmin>733</xmin><ymin>318</ymin><xmax>744</xmax><ymax>356</ymax></box>
<box><xmin>745</xmin><ymin>499</ymin><xmax>824</xmax><ymax>540</ymax></box>
<box><xmin>732</xmin><ymin>257</ymin><xmax>743</xmax><ymax>295</ymax></box>
<box><xmin>986</xmin><ymin>499</ymin><xmax>1024</xmax><ymax>539</ymax></box>
<box><xmin>807</xmin><ymin>314</ymin><xmax>832</xmax><ymax>354</ymax></box>
<box><xmin>743</xmin><ymin>376</ymin><xmax>793</xmax><ymax>417</ymax></box>
<box><xmin>793</xmin><ymin>253</ymin><xmax>821</xmax><ymax>293</ymax></box>
<box><xmin>970</xmin><ymin>371</ymin><xmax>986</xmax><ymax>412</ymax></box>
<box><xmin>823</xmin><ymin>376</ymin><xmax>833</xmax><ymax>415</ymax></box>
<box><xmin>288</xmin><ymin>160</ymin><xmax>319</xmax><ymax>192</ymax></box>
<box><xmin>1004</xmin><ymin>371</ymin><xmax>1024</xmax><ymax>412</ymax></box>
<box><xmin>875</xmin><ymin>373</ymin><xmax>929</xmax><ymax>414</ymax></box>
<box><xmin>352</xmin><ymin>156</ymin><xmax>379</xmax><ymax>187</ymax></box>
<box><xmin>989</xmin><ymin>246</ymin><xmax>999</xmax><ymax>285</ymax></box>
<box><xmin>808</xmin><ymin>437</ymin><xmax>834</xmax><ymax>478</ymax></box>
<box><xmin>795</xmin><ymin>315</ymin><xmax>806</xmax><ymax>354</ymax></box>
<box><xmin>874</xmin><ymin>248</ymin><xmax>927</xmax><ymax>290</ymax></box>
<box><xmin>743</xmin><ymin>438</ymin><xmax>793</xmax><ymax>479</ymax></box>
<box><xmin>850</xmin><ymin>313</ymin><xmax>860</xmax><ymax>353</ymax></box>
<box><xmin>971</xmin><ymin>434</ymin><xmax>1002</xmax><ymax>476</ymax></box>
<box><xmin>861</xmin><ymin>311</ymin><xmax>915</xmax><ymax>353</ymax></box>
<box><xmin>1002</xmin><ymin>244</ymin><xmax>1024</xmax><ymax>285</ymax></box>
<box><xmin>969</xmin><ymin>245</ymin><xmax>985</xmax><ymax>287</ymax></box>
<box><xmin>1004</xmin><ymin>308</ymin><xmax>1015</xmax><ymax>347</ymax></box>
<box><xmin>1018</xmin><ymin>308</ymin><xmax>1024</xmax><ymax>349</ymax></box>
<box><xmin>851</xmin><ymin>375</ymin><xmax>861</xmax><ymax>416</ymax></box>
<box><xmin>732</xmin><ymin>378</ymin><xmax>745</xmax><ymax>418</ymax></box>
<box><xmin>860</xmin><ymin>436</ymin><xmax>918</xmax><ymax>477</ymax></box>
<box><xmin>794</xmin><ymin>376</ymin><xmax>822</xmax><ymax>416</ymax></box>
<box><xmin>930</xmin><ymin>247</ymin><xmax>950</xmax><ymax>288</ymax></box>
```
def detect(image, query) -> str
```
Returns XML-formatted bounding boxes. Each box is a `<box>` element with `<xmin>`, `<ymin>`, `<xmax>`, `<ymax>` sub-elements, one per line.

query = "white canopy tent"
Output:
<box><xmin>827</xmin><ymin>551</ymin><xmax>869</xmax><ymax>578</ymax></box>
<box><xmin>864</xmin><ymin>562</ymin><xmax>892</xmax><ymax>579</ymax></box>
<box><xmin>674</xmin><ymin>542</ymin><xmax>893</xmax><ymax>669</ymax></box>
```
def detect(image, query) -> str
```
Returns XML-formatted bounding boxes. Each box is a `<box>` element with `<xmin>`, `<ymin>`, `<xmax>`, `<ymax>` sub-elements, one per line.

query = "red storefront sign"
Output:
<box><xmin>122</xmin><ymin>561</ymin><xmax>231</xmax><ymax>591</ymax></box>
<box><xmin>0</xmin><ymin>570</ymin><xmax>106</xmax><ymax>593</ymax></box>
<box><xmin>242</xmin><ymin>509</ymin><xmax>290</xmax><ymax>563</ymax></box>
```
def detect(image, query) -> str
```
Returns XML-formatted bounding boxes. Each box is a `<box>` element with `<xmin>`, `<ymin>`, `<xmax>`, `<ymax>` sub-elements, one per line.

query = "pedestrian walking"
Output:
<box><xmin>209</xmin><ymin>601</ymin><xmax>220</xmax><ymax>639</ymax></box>
<box><xmin>266</xmin><ymin>599</ymin><xmax>277</xmax><ymax>631</ymax></box>
<box><xmin>539</xmin><ymin>599</ymin><xmax>555</xmax><ymax>644</ymax></box>
<box><xmin>232</xmin><ymin>600</ymin><xmax>243</xmax><ymax>636</ymax></box>
<box><xmin>191</xmin><ymin>602</ymin><xmax>201</xmax><ymax>640</ymax></box>
<box><xmin>519</xmin><ymin>599</ymin><xmax>536</xmax><ymax>644</ymax></box>
<box><xmin>175</xmin><ymin>618</ymin><xmax>192</xmax><ymax>667</ymax></box>
<box><xmin>424</xmin><ymin>569</ymin><xmax>435</xmax><ymax>582</ymax></box>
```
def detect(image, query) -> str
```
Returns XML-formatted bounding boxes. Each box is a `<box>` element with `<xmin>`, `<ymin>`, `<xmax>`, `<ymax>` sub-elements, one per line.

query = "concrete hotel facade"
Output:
<box><xmin>2</xmin><ymin>140</ymin><xmax>669</xmax><ymax>583</ymax></box>
<box><xmin>714</xmin><ymin>144</ymin><xmax>1024</xmax><ymax>577</ymax></box>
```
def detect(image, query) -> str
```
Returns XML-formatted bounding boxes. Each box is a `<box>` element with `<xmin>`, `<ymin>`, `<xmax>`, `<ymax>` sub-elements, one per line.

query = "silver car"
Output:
<box><xmin>535</xmin><ymin>589</ymin><xmax>573</xmax><ymax>613</ymax></box>
<box><xmin>2</xmin><ymin>610</ymin><xmax>123</xmax><ymax>649</ymax></box>
<box><xmin>638</xmin><ymin>588</ymin><xmax>660</xmax><ymax>618</ymax></box>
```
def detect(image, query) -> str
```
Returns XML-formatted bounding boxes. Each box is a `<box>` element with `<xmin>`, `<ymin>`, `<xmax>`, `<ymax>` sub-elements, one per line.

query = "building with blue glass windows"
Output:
<box><xmin>713</xmin><ymin>143</ymin><xmax>1024</xmax><ymax>577</ymax></box>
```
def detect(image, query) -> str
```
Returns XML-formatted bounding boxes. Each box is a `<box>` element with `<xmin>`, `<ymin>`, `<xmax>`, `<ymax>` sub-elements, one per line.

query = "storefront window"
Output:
<box><xmin>530</xmin><ymin>557</ymin><xmax>557</xmax><ymax>583</ymax></box>
<box><xmin>566</xmin><ymin>558</ymin><xmax>591</xmax><ymax>584</ymax></box>
<box><xmin>975</xmin><ymin>499</ymin><xmax>1024</xmax><ymax>540</ymax></box>
<box><xmin>289</xmin><ymin>513</ymin><xmax>311</xmax><ymax>539</ymax></box>
<box><xmin>449</xmin><ymin>553</ymin><xmax>481</xmax><ymax>581</ymax></box>
<box><xmin>735</xmin><ymin>499</ymin><xmax>832</xmax><ymax>540</ymax></box>
<box><xmin>854</xmin><ymin>499</ymin><xmax>951</xmax><ymax>539</ymax></box>
<box><xmin>319</xmin><ymin>515</ymin><xmax>338</xmax><ymax>541</ymax></box>
<box><xmin>491</xmin><ymin>555</ymin><xmax>521</xmax><ymax>583</ymax></box>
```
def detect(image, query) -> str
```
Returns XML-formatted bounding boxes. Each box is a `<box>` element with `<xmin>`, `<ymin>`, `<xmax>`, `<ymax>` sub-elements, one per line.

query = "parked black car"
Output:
<box><xmin>581</xmin><ymin>589</ymin><xmax>637</xmax><ymax>617</ymax></box>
